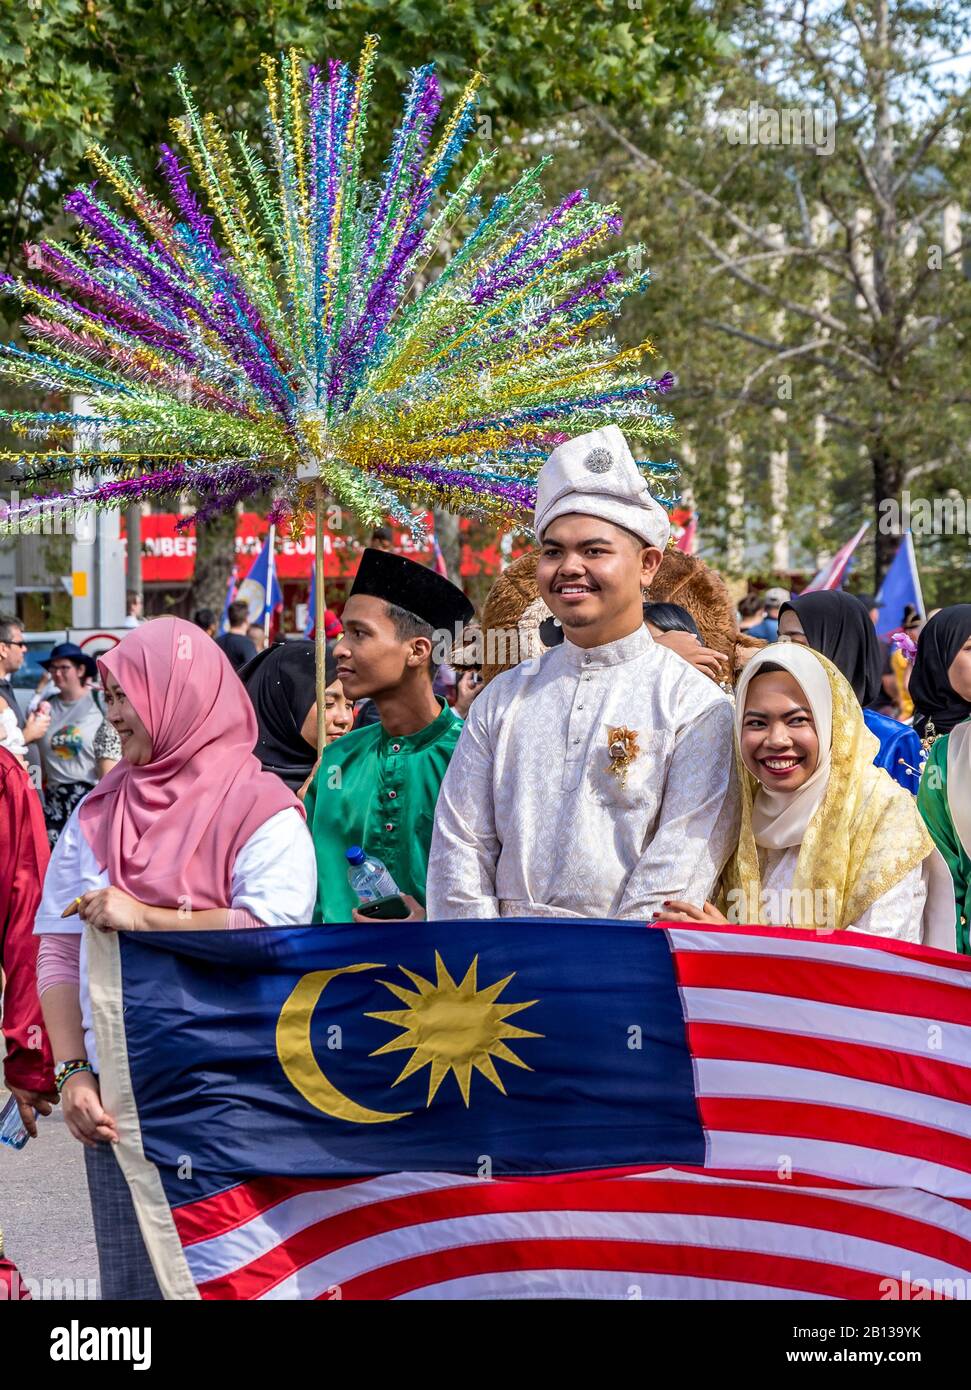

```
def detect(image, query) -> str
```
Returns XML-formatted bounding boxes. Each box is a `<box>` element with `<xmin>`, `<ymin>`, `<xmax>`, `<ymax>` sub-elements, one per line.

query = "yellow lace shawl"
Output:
<box><xmin>720</xmin><ymin>652</ymin><xmax>934</xmax><ymax>930</ymax></box>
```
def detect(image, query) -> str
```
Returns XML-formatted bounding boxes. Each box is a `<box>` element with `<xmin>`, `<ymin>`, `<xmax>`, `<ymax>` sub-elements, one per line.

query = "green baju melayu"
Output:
<box><xmin>305</xmin><ymin>699</ymin><xmax>464</xmax><ymax>923</ymax></box>
<box><xmin>917</xmin><ymin>729</ymin><xmax>971</xmax><ymax>954</ymax></box>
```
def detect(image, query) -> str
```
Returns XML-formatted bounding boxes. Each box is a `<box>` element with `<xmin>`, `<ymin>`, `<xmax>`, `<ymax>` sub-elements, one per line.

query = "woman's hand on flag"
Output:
<box><xmin>78</xmin><ymin>886</ymin><xmax>149</xmax><ymax>932</ymax></box>
<box><xmin>653</xmin><ymin>899</ymin><xmax>728</xmax><ymax>924</ymax></box>
<box><xmin>60</xmin><ymin>1072</ymin><xmax>119</xmax><ymax>1147</ymax></box>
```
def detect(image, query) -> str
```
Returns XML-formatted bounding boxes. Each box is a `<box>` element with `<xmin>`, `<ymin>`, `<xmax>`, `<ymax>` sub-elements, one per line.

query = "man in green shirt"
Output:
<box><xmin>305</xmin><ymin>548</ymin><xmax>474</xmax><ymax>923</ymax></box>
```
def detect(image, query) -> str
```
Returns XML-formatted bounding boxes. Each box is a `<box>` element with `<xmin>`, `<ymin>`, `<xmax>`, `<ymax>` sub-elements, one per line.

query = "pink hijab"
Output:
<box><xmin>79</xmin><ymin>617</ymin><xmax>302</xmax><ymax>909</ymax></box>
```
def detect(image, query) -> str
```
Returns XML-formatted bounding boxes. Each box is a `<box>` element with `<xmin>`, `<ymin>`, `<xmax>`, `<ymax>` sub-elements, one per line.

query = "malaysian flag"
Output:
<box><xmin>87</xmin><ymin>921</ymin><xmax>971</xmax><ymax>1301</ymax></box>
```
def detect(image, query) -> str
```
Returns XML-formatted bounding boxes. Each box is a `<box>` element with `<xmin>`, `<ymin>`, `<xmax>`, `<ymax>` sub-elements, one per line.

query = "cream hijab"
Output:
<box><xmin>724</xmin><ymin>645</ymin><xmax>933</xmax><ymax>931</ymax></box>
<box><xmin>734</xmin><ymin>643</ymin><xmax>834</xmax><ymax>850</ymax></box>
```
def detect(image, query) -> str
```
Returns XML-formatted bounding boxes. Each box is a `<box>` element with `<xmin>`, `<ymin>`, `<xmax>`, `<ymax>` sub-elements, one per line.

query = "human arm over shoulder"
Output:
<box><xmin>618</xmin><ymin>697</ymin><xmax>740</xmax><ymax>919</ymax></box>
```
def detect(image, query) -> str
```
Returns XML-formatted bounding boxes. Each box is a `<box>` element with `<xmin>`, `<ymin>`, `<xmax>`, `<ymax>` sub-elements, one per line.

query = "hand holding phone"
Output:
<box><xmin>355</xmin><ymin>894</ymin><xmax>413</xmax><ymax>920</ymax></box>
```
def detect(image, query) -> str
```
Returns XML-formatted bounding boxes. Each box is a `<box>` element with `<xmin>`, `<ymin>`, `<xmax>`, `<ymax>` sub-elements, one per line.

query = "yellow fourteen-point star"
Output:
<box><xmin>366</xmin><ymin>953</ymin><xmax>542</xmax><ymax>1108</ymax></box>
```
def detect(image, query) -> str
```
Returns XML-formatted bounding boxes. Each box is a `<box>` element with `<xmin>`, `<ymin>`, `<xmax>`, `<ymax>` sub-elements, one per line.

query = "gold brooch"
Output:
<box><xmin>606</xmin><ymin>725</ymin><xmax>640</xmax><ymax>787</ymax></box>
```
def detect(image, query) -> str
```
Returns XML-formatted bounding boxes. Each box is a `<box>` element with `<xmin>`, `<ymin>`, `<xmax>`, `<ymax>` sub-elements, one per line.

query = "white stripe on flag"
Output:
<box><xmin>681</xmin><ymin>987</ymin><xmax>971</xmax><ymax>1067</ymax></box>
<box><xmin>706</xmin><ymin>1131</ymin><xmax>971</xmax><ymax>1198</ymax></box>
<box><xmin>629</xmin><ymin>1168</ymin><xmax>971</xmax><ymax>1241</ymax></box>
<box><xmin>695</xmin><ymin>1057</ymin><xmax>971</xmax><ymax>1139</ymax></box>
<box><xmin>667</xmin><ymin>927</ymin><xmax>971</xmax><ymax>991</ymax></box>
<box><xmin>394</xmin><ymin>1270</ymin><xmax>832</xmax><ymax>1300</ymax></box>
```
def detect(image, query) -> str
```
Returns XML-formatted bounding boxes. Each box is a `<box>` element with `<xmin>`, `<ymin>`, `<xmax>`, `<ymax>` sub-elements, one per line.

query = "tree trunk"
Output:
<box><xmin>188</xmin><ymin>503</ymin><xmax>238</xmax><ymax>614</ymax></box>
<box><xmin>725</xmin><ymin>432</ymin><xmax>745</xmax><ymax>576</ymax></box>
<box><xmin>814</xmin><ymin>415</ymin><xmax>832</xmax><ymax>570</ymax></box>
<box><xmin>432</xmin><ymin>508</ymin><xmax>462</xmax><ymax>580</ymax></box>
<box><xmin>768</xmin><ymin>408</ymin><xmax>789</xmax><ymax>573</ymax></box>
<box><xmin>871</xmin><ymin>437</ymin><xmax>903</xmax><ymax>582</ymax></box>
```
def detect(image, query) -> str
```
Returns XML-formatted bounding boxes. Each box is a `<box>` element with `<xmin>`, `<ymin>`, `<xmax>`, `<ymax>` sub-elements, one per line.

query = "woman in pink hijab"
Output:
<box><xmin>34</xmin><ymin>618</ymin><xmax>317</xmax><ymax>1299</ymax></box>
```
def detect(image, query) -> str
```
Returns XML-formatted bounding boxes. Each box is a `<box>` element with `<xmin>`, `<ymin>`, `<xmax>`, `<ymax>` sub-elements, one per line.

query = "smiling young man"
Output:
<box><xmin>304</xmin><ymin>549</ymin><xmax>474</xmax><ymax>923</ymax></box>
<box><xmin>426</xmin><ymin>425</ymin><xmax>740</xmax><ymax>920</ymax></box>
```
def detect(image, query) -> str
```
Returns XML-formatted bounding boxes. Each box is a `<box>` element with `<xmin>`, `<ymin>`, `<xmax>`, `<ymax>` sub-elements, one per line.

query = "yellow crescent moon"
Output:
<box><xmin>276</xmin><ymin>963</ymin><xmax>411</xmax><ymax>1125</ymax></box>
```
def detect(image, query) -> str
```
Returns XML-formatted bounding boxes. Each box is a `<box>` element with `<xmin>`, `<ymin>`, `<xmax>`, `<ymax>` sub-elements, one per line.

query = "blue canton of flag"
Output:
<box><xmin>236</xmin><ymin>532</ymin><xmax>282</xmax><ymax>627</ymax></box>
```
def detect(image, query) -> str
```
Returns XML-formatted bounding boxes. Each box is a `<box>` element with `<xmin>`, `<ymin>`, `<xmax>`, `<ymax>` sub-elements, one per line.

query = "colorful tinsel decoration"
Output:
<box><xmin>0</xmin><ymin>39</ymin><xmax>677</xmax><ymax>536</ymax></box>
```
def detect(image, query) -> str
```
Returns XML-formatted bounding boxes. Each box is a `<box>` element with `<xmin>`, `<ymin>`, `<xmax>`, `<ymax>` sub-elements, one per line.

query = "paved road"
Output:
<box><xmin>1</xmin><ymin>1089</ymin><xmax>99</xmax><ymax>1299</ymax></box>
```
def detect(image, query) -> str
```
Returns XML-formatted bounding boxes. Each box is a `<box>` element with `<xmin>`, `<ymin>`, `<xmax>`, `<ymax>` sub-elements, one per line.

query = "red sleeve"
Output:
<box><xmin>0</xmin><ymin>749</ymin><xmax>55</xmax><ymax>1093</ymax></box>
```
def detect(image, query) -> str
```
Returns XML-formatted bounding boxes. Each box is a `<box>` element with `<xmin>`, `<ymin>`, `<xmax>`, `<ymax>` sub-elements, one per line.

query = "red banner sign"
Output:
<box><xmin>132</xmin><ymin>514</ymin><xmax>525</xmax><ymax>586</ymax></box>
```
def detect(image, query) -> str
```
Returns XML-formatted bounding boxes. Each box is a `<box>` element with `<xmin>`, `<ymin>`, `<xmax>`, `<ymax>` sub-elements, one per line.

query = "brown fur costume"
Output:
<box><xmin>479</xmin><ymin>547</ymin><xmax>762</xmax><ymax>686</ymax></box>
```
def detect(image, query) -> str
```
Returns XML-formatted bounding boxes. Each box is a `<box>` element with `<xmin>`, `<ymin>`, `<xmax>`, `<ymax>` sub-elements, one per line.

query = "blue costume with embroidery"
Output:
<box><xmin>863</xmin><ymin>707</ymin><xmax>921</xmax><ymax>793</ymax></box>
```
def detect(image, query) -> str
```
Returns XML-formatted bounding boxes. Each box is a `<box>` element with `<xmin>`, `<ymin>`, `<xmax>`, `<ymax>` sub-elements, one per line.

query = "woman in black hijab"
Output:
<box><xmin>239</xmin><ymin>640</ymin><xmax>353</xmax><ymax>794</ymax></box>
<box><xmin>910</xmin><ymin>605</ymin><xmax>971</xmax><ymax>740</ymax></box>
<box><xmin>913</xmin><ymin>606</ymin><xmax>971</xmax><ymax>953</ymax></box>
<box><xmin>777</xmin><ymin>590</ymin><xmax>921</xmax><ymax>792</ymax></box>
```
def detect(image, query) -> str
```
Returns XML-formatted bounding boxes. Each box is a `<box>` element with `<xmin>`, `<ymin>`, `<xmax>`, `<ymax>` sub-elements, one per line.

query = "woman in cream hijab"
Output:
<box><xmin>661</xmin><ymin>643</ymin><xmax>948</xmax><ymax>941</ymax></box>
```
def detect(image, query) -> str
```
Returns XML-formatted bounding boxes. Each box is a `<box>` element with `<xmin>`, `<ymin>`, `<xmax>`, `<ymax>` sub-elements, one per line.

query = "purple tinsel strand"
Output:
<box><xmin>537</xmin><ymin>267</ymin><xmax>622</xmax><ymax>326</ymax></box>
<box><xmin>470</xmin><ymin>190</ymin><xmax>585</xmax><ymax>304</ymax></box>
<box><xmin>375</xmin><ymin>459</ymin><xmax>536</xmax><ymax>512</ymax></box>
<box><xmin>443</xmin><ymin>381</ymin><xmax>676</xmax><ymax>435</ymax></box>
<box><xmin>180</xmin><ymin>474</ymin><xmax>266</xmax><ymax>527</ymax></box>
<box><xmin>331</xmin><ymin>72</ymin><xmax>441</xmax><ymax>392</ymax></box>
<box><xmin>328</xmin><ymin>203</ymin><xmax>431</xmax><ymax>405</ymax></box>
<box><xmin>159</xmin><ymin>144</ymin><xmax>291</xmax><ymax>383</ymax></box>
<box><xmin>29</xmin><ymin>245</ymin><xmax>196</xmax><ymax>360</ymax></box>
<box><xmin>157</xmin><ymin>145</ymin><xmax>218</xmax><ymax>255</ymax></box>
<box><xmin>65</xmin><ymin>188</ymin><xmax>224</xmax><ymax>337</ymax></box>
<box><xmin>359</xmin><ymin>67</ymin><xmax>441</xmax><ymax>278</ymax></box>
<box><xmin>267</xmin><ymin>496</ymin><xmax>291</xmax><ymax>527</ymax></box>
<box><xmin>656</xmin><ymin>371</ymin><xmax>675</xmax><ymax>393</ymax></box>
<box><xmin>484</xmin><ymin>267</ymin><xmax>623</xmax><ymax>354</ymax></box>
<box><xmin>471</xmin><ymin>214</ymin><xmax>624</xmax><ymax>307</ymax></box>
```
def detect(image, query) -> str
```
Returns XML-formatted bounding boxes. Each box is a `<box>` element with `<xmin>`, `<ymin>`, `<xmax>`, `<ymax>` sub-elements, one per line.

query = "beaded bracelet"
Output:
<box><xmin>54</xmin><ymin>1060</ymin><xmax>93</xmax><ymax>1094</ymax></box>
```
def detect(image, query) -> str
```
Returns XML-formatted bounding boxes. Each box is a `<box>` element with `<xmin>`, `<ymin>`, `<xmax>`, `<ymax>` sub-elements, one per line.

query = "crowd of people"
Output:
<box><xmin>1</xmin><ymin>423</ymin><xmax>970</xmax><ymax>1298</ymax></box>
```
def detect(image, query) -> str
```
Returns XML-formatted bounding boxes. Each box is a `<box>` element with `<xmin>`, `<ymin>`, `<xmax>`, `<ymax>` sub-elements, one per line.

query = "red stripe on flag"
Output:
<box><xmin>330</xmin><ymin>1237</ymin><xmax>939</xmax><ymax>1302</ymax></box>
<box><xmin>661</xmin><ymin>922</ymin><xmax>971</xmax><ymax>971</ymax></box>
<box><xmin>173</xmin><ymin>1176</ymin><xmax>369</xmax><ymax>1247</ymax></box>
<box><xmin>674</xmin><ymin>951</ymin><xmax>971</xmax><ymax>1024</ymax></box>
<box><xmin>699</xmin><ymin>1097</ymin><xmax>971</xmax><ymax>1173</ymax></box>
<box><xmin>688</xmin><ymin>1022</ymin><xmax>971</xmax><ymax>1106</ymax></box>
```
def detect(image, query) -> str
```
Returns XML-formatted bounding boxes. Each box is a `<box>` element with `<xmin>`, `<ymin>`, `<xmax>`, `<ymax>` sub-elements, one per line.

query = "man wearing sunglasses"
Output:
<box><xmin>0</xmin><ymin>616</ymin><xmax>50</xmax><ymax>785</ymax></box>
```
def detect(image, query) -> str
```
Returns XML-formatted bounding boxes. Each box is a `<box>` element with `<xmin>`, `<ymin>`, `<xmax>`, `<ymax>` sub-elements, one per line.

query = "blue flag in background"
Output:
<box><xmin>876</xmin><ymin>532</ymin><xmax>924</xmax><ymax>637</ymax></box>
<box><xmin>236</xmin><ymin>531</ymin><xmax>282</xmax><ymax>626</ymax></box>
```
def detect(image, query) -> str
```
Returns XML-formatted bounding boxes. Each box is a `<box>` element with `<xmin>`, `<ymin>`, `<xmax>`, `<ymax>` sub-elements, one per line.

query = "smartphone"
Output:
<box><xmin>0</xmin><ymin>1094</ymin><xmax>31</xmax><ymax>1150</ymax></box>
<box><xmin>356</xmin><ymin>894</ymin><xmax>412</xmax><ymax>920</ymax></box>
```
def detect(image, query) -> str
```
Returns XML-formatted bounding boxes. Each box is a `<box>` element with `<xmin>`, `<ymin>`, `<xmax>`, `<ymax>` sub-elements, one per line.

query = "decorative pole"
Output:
<box><xmin>314</xmin><ymin>481</ymin><xmax>327</xmax><ymax>757</ymax></box>
<box><xmin>263</xmin><ymin>520</ymin><xmax>276</xmax><ymax>643</ymax></box>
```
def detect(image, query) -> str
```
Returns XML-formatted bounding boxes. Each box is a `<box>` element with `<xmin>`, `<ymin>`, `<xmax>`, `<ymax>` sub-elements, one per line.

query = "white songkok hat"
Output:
<box><xmin>533</xmin><ymin>425</ymin><xmax>670</xmax><ymax>549</ymax></box>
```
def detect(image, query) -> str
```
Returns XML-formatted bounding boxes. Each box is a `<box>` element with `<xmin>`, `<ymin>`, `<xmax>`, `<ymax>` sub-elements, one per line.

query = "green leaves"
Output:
<box><xmin>0</xmin><ymin>0</ymin><xmax>726</xmax><ymax>278</ymax></box>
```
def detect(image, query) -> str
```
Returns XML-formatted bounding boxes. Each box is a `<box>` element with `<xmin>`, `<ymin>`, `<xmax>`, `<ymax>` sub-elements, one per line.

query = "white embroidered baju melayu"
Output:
<box><xmin>427</xmin><ymin>625</ymin><xmax>740</xmax><ymax>919</ymax></box>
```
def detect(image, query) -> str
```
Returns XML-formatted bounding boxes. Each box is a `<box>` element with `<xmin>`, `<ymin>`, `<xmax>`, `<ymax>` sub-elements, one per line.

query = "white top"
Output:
<box><xmin>34</xmin><ymin>802</ymin><xmax>317</xmax><ymax>1072</ymax></box>
<box><xmin>0</xmin><ymin>704</ymin><xmax>27</xmax><ymax>760</ymax></box>
<box><xmin>426</xmin><ymin>625</ymin><xmax>740</xmax><ymax>919</ymax></box>
<box><xmin>759</xmin><ymin>845</ymin><xmax>925</xmax><ymax>941</ymax></box>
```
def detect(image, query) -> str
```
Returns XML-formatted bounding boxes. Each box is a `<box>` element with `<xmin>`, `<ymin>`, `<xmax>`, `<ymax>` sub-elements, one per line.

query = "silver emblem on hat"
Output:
<box><xmin>584</xmin><ymin>446</ymin><xmax>613</xmax><ymax>474</ymax></box>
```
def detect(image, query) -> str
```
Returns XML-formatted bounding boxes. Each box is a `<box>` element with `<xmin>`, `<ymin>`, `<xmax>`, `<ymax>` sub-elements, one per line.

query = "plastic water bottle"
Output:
<box><xmin>0</xmin><ymin>1094</ymin><xmax>31</xmax><ymax>1150</ymax></box>
<box><xmin>346</xmin><ymin>846</ymin><xmax>400</xmax><ymax>903</ymax></box>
